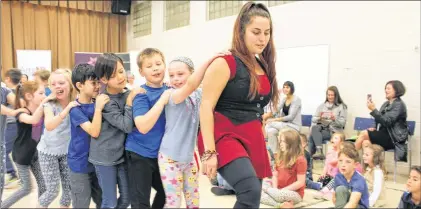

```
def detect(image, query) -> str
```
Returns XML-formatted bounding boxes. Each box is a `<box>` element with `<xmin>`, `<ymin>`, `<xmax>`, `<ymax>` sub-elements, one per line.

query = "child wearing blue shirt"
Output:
<box><xmin>397</xmin><ymin>166</ymin><xmax>421</xmax><ymax>209</ymax></box>
<box><xmin>69</xmin><ymin>63</ymin><xmax>110</xmax><ymax>208</ymax></box>
<box><xmin>125</xmin><ymin>48</ymin><xmax>170</xmax><ymax>209</ymax></box>
<box><xmin>333</xmin><ymin>148</ymin><xmax>369</xmax><ymax>208</ymax></box>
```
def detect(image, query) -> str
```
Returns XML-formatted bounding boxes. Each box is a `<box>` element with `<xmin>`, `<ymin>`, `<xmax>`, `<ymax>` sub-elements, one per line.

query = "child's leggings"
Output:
<box><xmin>38</xmin><ymin>152</ymin><xmax>71</xmax><ymax>207</ymax></box>
<box><xmin>1</xmin><ymin>156</ymin><xmax>46</xmax><ymax>208</ymax></box>
<box><xmin>158</xmin><ymin>152</ymin><xmax>199</xmax><ymax>208</ymax></box>
<box><xmin>260</xmin><ymin>183</ymin><xmax>302</xmax><ymax>207</ymax></box>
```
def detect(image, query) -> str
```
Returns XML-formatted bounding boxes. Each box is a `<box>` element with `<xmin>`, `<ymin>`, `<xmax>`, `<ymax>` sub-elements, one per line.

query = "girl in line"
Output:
<box><xmin>362</xmin><ymin>144</ymin><xmax>387</xmax><ymax>207</ymax></box>
<box><xmin>36</xmin><ymin>69</ymin><xmax>78</xmax><ymax>208</ymax></box>
<box><xmin>260</xmin><ymin>130</ymin><xmax>307</xmax><ymax>207</ymax></box>
<box><xmin>158</xmin><ymin>54</ymin><xmax>227</xmax><ymax>208</ymax></box>
<box><xmin>1</xmin><ymin>81</ymin><xmax>48</xmax><ymax>208</ymax></box>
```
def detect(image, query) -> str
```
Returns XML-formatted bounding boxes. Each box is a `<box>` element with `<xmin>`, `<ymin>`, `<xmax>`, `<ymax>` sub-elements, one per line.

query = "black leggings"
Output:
<box><xmin>218</xmin><ymin>157</ymin><xmax>262</xmax><ymax>208</ymax></box>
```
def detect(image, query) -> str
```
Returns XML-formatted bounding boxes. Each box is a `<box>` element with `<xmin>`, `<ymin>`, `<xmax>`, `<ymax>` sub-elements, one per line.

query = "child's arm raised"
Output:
<box><xmin>134</xmin><ymin>90</ymin><xmax>171</xmax><ymax>134</ymax></box>
<box><xmin>18</xmin><ymin>95</ymin><xmax>53</xmax><ymax>124</ymax></box>
<box><xmin>170</xmin><ymin>52</ymin><xmax>229</xmax><ymax>104</ymax></box>
<box><xmin>1</xmin><ymin>104</ymin><xmax>27</xmax><ymax>117</ymax></box>
<box><xmin>78</xmin><ymin>95</ymin><xmax>110</xmax><ymax>138</ymax></box>
<box><xmin>44</xmin><ymin>101</ymin><xmax>79</xmax><ymax>131</ymax></box>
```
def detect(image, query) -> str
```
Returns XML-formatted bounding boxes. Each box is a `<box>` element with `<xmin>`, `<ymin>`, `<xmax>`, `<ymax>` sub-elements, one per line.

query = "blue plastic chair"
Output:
<box><xmin>354</xmin><ymin>117</ymin><xmax>375</xmax><ymax>131</ymax></box>
<box><xmin>301</xmin><ymin>115</ymin><xmax>312</xmax><ymax>127</ymax></box>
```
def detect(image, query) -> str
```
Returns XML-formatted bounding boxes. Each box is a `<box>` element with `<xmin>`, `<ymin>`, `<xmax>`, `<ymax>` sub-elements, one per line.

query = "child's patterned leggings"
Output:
<box><xmin>38</xmin><ymin>152</ymin><xmax>71</xmax><ymax>207</ymax></box>
<box><xmin>1</xmin><ymin>156</ymin><xmax>46</xmax><ymax>208</ymax></box>
<box><xmin>260</xmin><ymin>182</ymin><xmax>302</xmax><ymax>207</ymax></box>
<box><xmin>158</xmin><ymin>152</ymin><xmax>199</xmax><ymax>208</ymax></box>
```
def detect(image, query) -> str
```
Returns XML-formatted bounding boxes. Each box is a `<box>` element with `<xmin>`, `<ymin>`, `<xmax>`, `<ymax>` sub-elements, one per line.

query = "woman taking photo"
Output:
<box><xmin>308</xmin><ymin>86</ymin><xmax>347</xmax><ymax>159</ymax></box>
<box><xmin>199</xmin><ymin>2</ymin><xmax>280</xmax><ymax>208</ymax></box>
<box><xmin>355</xmin><ymin>80</ymin><xmax>408</xmax><ymax>161</ymax></box>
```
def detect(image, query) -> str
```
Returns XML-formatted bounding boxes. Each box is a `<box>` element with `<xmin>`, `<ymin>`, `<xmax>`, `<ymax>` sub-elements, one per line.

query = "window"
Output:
<box><xmin>132</xmin><ymin>1</ymin><xmax>152</xmax><ymax>37</ymax></box>
<box><xmin>268</xmin><ymin>0</ymin><xmax>295</xmax><ymax>7</ymax></box>
<box><xmin>207</xmin><ymin>1</ymin><xmax>243</xmax><ymax>21</ymax></box>
<box><xmin>164</xmin><ymin>1</ymin><xmax>190</xmax><ymax>31</ymax></box>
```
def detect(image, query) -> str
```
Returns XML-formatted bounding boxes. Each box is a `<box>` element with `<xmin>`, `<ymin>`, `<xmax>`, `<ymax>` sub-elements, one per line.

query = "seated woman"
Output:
<box><xmin>355</xmin><ymin>80</ymin><xmax>409</xmax><ymax>161</ymax></box>
<box><xmin>308</xmin><ymin>86</ymin><xmax>347</xmax><ymax>159</ymax></box>
<box><xmin>265</xmin><ymin>81</ymin><xmax>302</xmax><ymax>159</ymax></box>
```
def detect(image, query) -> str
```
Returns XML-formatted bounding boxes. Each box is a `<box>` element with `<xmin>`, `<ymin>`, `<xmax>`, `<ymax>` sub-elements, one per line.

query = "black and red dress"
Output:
<box><xmin>198</xmin><ymin>55</ymin><xmax>272</xmax><ymax>179</ymax></box>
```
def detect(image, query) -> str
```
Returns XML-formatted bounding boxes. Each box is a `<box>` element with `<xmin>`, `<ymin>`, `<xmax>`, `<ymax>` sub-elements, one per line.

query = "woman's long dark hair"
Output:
<box><xmin>231</xmin><ymin>2</ymin><xmax>279</xmax><ymax>110</ymax></box>
<box><xmin>325</xmin><ymin>86</ymin><xmax>347</xmax><ymax>109</ymax></box>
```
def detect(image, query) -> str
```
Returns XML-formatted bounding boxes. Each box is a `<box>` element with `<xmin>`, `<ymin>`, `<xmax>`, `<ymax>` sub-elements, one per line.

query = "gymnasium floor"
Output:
<box><xmin>3</xmin><ymin>160</ymin><xmax>407</xmax><ymax>208</ymax></box>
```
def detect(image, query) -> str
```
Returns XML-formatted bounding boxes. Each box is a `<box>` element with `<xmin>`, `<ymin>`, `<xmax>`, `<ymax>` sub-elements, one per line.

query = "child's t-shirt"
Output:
<box><xmin>1</xmin><ymin>87</ymin><xmax>11</xmax><ymax>142</ymax></box>
<box><xmin>69</xmin><ymin>100</ymin><xmax>95</xmax><ymax>173</ymax></box>
<box><xmin>159</xmin><ymin>89</ymin><xmax>202</xmax><ymax>163</ymax></box>
<box><xmin>334</xmin><ymin>171</ymin><xmax>369</xmax><ymax>208</ymax></box>
<box><xmin>398</xmin><ymin>192</ymin><xmax>421</xmax><ymax>209</ymax></box>
<box><xmin>276</xmin><ymin>155</ymin><xmax>307</xmax><ymax>198</ymax></box>
<box><xmin>125</xmin><ymin>84</ymin><xmax>168</xmax><ymax>158</ymax></box>
<box><xmin>325</xmin><ymin>147</ymin><xmax>339</xmax><ymax>177</ymax></box>
<box><xmin>45</xmin><ymin>87</ymin><xmax>51</xmax><ymax>96</ymax></box>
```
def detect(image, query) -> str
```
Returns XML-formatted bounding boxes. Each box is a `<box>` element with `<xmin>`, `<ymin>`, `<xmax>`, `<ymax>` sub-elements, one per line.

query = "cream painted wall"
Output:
<box><xmin>127</xmin><ymin>1</ymin><xmax>421</xmax><ymax>171</ymax></box>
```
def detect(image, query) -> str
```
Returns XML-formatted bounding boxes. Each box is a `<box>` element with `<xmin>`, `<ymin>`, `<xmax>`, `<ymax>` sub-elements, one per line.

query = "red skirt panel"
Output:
<box><xmin>198</xmin><ymin>111</ymin><xmax>272</xmax><ymax>179</ymax></box>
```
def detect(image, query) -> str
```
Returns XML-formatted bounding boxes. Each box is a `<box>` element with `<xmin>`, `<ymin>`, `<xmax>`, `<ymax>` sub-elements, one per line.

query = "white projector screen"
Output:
<box><xmin>276</xmin><ymin>45</ymin><xmax>330</xmax><ymax>115</ymax></box>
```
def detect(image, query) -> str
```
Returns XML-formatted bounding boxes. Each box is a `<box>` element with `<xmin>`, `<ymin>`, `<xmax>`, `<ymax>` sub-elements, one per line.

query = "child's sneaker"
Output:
<box><xmin>4</xmin><ymin>174</ymin><xmax>19</xmax><ymax>189</ymax></box>
<box><xmin>211</xmin><ymin>187</ymin><xmax>235</xmax><ymax>196</ymax></box>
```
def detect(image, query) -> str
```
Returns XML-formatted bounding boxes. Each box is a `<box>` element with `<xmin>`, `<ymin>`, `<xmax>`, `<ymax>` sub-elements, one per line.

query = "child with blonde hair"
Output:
<box><xmin>362</xmin><ymin>144</ymin><xmax>387</xmax><ymax>207</ymax></box>
<box><xmin>260</xmin><ymin>130</ymin><xmax>307</xmax><ymax>207</ymax></box>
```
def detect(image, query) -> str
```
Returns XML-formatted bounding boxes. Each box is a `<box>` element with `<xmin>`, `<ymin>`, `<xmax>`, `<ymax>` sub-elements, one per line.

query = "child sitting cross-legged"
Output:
<box><xmin>260</xmin><ymin>130</ymin><xmax>306</xmax><ymax>208</ymax></box>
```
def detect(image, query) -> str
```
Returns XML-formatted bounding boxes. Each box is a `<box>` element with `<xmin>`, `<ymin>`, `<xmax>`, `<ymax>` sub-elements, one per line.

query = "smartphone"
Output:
<box><xmin>367</xmin><ymin>94</ymin><xmax>372</xmax><ymax>101</ymax></box>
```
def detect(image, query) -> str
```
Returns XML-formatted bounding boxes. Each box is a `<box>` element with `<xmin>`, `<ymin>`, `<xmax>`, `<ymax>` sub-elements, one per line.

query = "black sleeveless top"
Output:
<box><xmin>214</xmin><ymin>55</ymin><xmax>272</xmax><ymax>125</ymax></box>
<box><xmin>12</xmin><ymin>110</ymin><xmax>39</xmax><ymax>165</ymax></box>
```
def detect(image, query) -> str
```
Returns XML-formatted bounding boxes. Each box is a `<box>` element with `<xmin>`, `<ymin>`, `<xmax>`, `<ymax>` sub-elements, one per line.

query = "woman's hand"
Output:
<box><xmin>202</xmin><ymin>155</ymin><xmax>218</xmax><ymax>180</ymax></box>
<box><xmin>367</xmin><ymin>100</ymin><xmax>376</xmax><ymax>111</ymax></box>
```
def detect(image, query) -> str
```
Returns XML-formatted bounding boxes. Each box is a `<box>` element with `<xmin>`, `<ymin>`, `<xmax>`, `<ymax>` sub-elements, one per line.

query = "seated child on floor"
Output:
<box><xmin>333</xmin><ymin>147</ymin><xmax>369</xmax><ymax>208</ymax></box>
<box><xmin>397</xmin><ymin>166</ymin><xmax>421</xmax><ymax>209</ymax></box>
<box><xmin>299</xmin><ymin>133</ymin><xmax>321</xmax><ymax>190</ymax></box>
<box><xmin>260</xmin><ymin>130</ymin><xmax>306</xmax><ymax>208</ymax></box>
<box><xmin>362</xmin><ymin>144</ymin><xmax>387</xmax><ymax>207</ymax></box>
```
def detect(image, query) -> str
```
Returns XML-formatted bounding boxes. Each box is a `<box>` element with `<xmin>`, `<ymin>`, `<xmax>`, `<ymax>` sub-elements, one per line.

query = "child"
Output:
<box><xmin>68</xmin><ymin>63</ymin><xmax>109</xmax><ymax>208</ymax></box>
<box><xmin>314</xmin><ymin>133</ymin><xmax>345</xmax><ymax>199</ymax></box>
<box><xmin>300</xmin><ymin>133</ymin><xmax>322</xmax><ymax>190</ymax></box>
<box><xmin>90</xmin><ymin>53</ymin><xmax>143</xmax><ymax>208</ymax></box>
<box><xmin>158</xmin><ymin>55</ymin><xmax>230</xmax><ymax>207</ymax></box>
<box><xmin>341</xmin><ymin>142</ymin><xmax>363</xmax><ymax>173</ymax></box>
<box><xmin>3</xmin><ymin>68</ymin><xmax>22</xmax><ymax>185</ymax></box>
<box><xmin>36</xmin><ymin>69</ymin><xmax>78</xmax><ymax>208</ymax></box>
<box><xmin>0</xmin><ymin>86</ymin><xmax>27</xmax><ymax>205</ymax></box>
<box><xmin>34</xmin><ymin>69</ymin><xmax>51</xmax><ymax>96</ymax></box>
<box><xmin>125</xmin><ymin>48</ymin><xmax>170</xmax><ymax>208</ymax></box>
<box><xmin>397</xmin><ymin>166</ymin><xmax>421</xmax><ymax>209</ymax></box>
<box><xmin>261</xmin><ymin>130</ymin><xmax>307</xmax><ymax>207</ymax></box>
<box><xmin>362</xmin><ymin>144</ymin><xmax>386</xmax><ymax>207</ymax></box>
<box><xmin>333</xmin><ymin>148</ymin><xmax>369</xmax><ymax>208</ymax></box>
<box><xmin>1</xmin><ymin>81</ymin><xmax>48</xmax><ymax>208</ymax></box>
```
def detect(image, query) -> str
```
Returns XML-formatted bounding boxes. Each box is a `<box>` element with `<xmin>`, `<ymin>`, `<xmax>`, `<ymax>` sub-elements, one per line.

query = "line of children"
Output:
<box><xmin>1</xmin><ymin>81</ymin><xmax>48</xmax><ymax>208</ymax></box>
<box><xmin>261</xmin><ymin>129</ymin><xmax>307</xmax><ymax>207</ymax></box>
<box><xmin>68</xmin><ymin>63</ymin><xmax>109</xmax><ymax>208</ymax></box>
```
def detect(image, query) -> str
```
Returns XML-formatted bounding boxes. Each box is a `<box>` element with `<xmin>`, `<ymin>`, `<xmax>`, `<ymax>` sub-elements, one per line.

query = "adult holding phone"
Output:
<box><xmin>308</xmin><ymin>86</ymin><xmax>347</xmax><ymax>159</ymax></box>
<box><xmin>355</xmin><ymin>80</ymin><xmax>409</xmax><ymax>161</ymax></box>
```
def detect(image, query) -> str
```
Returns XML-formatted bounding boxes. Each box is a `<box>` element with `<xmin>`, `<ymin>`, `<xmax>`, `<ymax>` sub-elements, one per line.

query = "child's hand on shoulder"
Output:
<box><xmin>131</xmin><ymin>87</ymin><xmax>147</xmax><ymax>96</ymax></box>
<box><xmin>42</xmin><ymin>93</ymin><xmax>56</xmax><ymax>104</ymax></box>
<box><xmin>66</xmin><ymin>101</ymin><xmax>80</xmax><ymax>110</ymax></box>
<box><xmin>95</xmin><ymin>94</ymin><xmax>110</xmax><ymax>111</ymax></box>
<box><xmin>160</xmin><ymin>89</ymin><xmax>172</xmax><ymax>105</ymax></box>
<box><xmin>12</xmin><ymin>108</ymin><xmax>30</xmax><ymax>116</ymax></box>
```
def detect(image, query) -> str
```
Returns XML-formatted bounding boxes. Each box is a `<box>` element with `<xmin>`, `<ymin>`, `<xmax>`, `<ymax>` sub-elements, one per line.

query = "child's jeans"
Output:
<box><xmin>334</xmin><ymin>186</ymin><xmax>365</xmax><ymax>208</ymax></box>
<box><xmin>94</xmin><ymin>163</ymin><xmax>130</xmax><ymax>209</ymax></box>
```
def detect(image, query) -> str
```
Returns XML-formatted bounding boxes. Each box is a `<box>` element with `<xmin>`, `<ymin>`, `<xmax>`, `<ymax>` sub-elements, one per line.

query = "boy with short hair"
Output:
<box><xmin>69</xmin><ymin>63</ymin><xmax>109</xmax><ymax>208</ymax></box>
<box><xmin>333</xmin><ymin>148</ymin><xmax>369</xmax><ymax>208</ymax></box>
<box><xmin>397</xmin><ymin>166</ymin><xmax>421</xmax><ymax>209</ymax></box>
<box><xmin>33</xmin><ymin>69</ymin><xmax>51</xmax><ymax>96</ymax></box>
<box><xmin>300</xmin><ymin>133</ymin><xmax>323</xmax><ymax>190</ymax></box>
<box><xmin>125</xmin><ymin>48</ymin><xmax>170</xmax><ymax>208</ymax></box>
